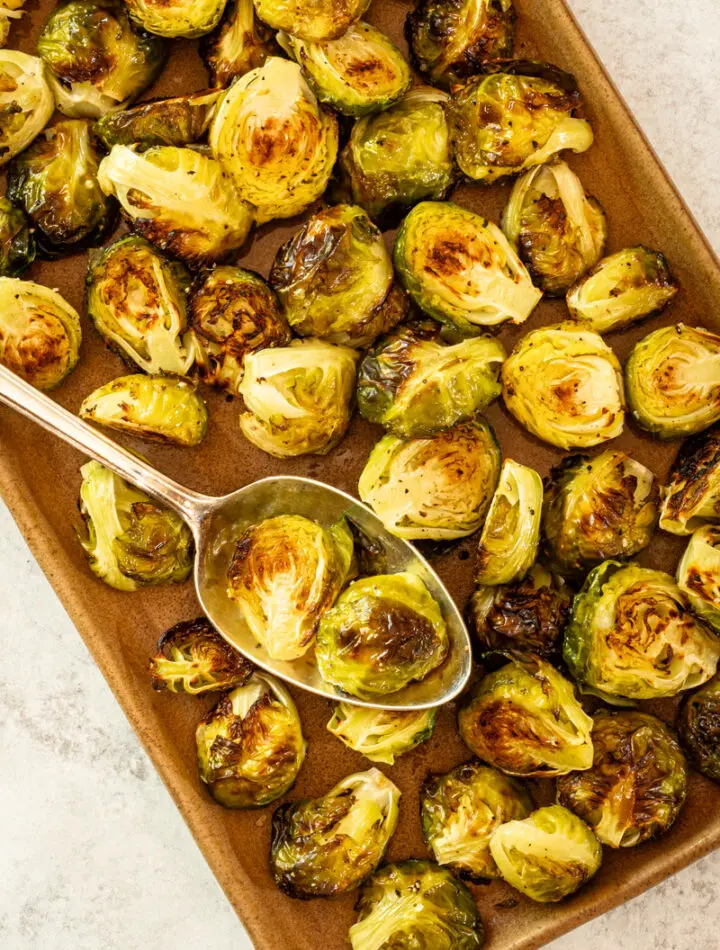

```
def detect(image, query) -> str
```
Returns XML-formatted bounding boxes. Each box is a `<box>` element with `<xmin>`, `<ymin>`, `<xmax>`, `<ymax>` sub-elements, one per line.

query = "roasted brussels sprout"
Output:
<box><xmin>0</xmin><ymin>0</ymin><xmax>25</xmax><ymax>47</ymax></box>
<box><xmin>327</xmin><ymin>703</ymin><xmax>436</xmax><ymax>765</ymax></box>
<box><xmin>677</xmin><ymin>525</ymin><xmax>720</xmax><ymax>632</ymax></box>
<box><xmin>209</xmin><ymin>57</ymin><xmax>338</xmax><ymax>225</ymax></box>
<box><xmin>566</xmin><ymin>246</ymin><xmax>678</xmax><ymax>333</ymax></box>
<box><xmin>394</xmin><ymin>201</ymin><xmax>542</xmax><ymax>333</ymax></box>
<box><xmin>190</xmin><ymin>266</ymin><xmax>290</xmax><ymax>395</ymax></box>
<box><xmin>201</xmin><ymin>0</ymin><xmax>279</xmax><ymax>87</ymax></box>
<box><xmin>502</xmin><ymin>322</ymin><xmax>625</xmax><ymax>449</ymax></box>
<box><xmin>196</xmin><ymin>672</ymin><xmax>306</xmax><ymax>808</ymax></box>
<box><xmin>124</xmin><ymin>0</ymin><xmax>225</xmax><ymax>37</ymax></box>
<box><xmin>557</xmin><ymin>710</ymin><xmax>688</xmax><ymax>848</ymax></box>
<box><xmin>625</xmin><ymin>324</ymin><xmax>720</xmax><ymax>439</ymax></box>
<box><xmin>677</xmin><ymin>676</ymin><xmax>720</xmax><ymax>782</ymax></box>
<box><xmin>336</xmin><ymin>87</ymin><xmax>455</xmax><ymax>225</ymax></box>
<box><xmin>270</xmin><ymin>768</ymin><xmax>400</xmax><ymax>898</ymax></box>
<box><xmin>349</xmin><ymin>860</ymin><xmax>484</xmax><ymax>950</ymax></box>
<box><xmin>238</xmin><ymin>339</ymin><xmax>358</xmax><ymax>458</ymax></box>
<box><xmin>502</xmin><ymin>161</ymin><xmax>607</xmax><ymax>295</ymax></box>
<box><xmin>87</xmin><ymin>235</ymin><xmax>196</xmax><ymax>375</ymax></box>
<box><xmin>7</xmin><ymin>119</ymin><xmax>116</xmax><ymax>258</ymax></box>
<box><xmin>94</xmin><ymin>89</ymin><xmax>223</xmax><ymax>150</ymax></box>
<box><xmin>421</xmin><ymin>761</ymin><xmax>532</xmax><ymax>880</ymax></box>
<box><xmin>660</xmin><ymin>425</ymin><xmax>720</xmax><ymax>535</ymax></box>
<box><xmin>37</xmin><ymin>0</ymin><xmax>166</xmax><ymax>118</ymax></box>
<box><xmin>563</xmin><ymin>560</ymin><xmax>720</xmax><ymax>700</ymax></box>
<box><xmin>458</xmin><ymin>656</ymin><xmax>593</xmax><ymax>776</ymax></box>
<box><xmin>0</xmin><ymin>51</ymin><xmax>54</xmax><ymax>166</ymax></box>
<box><xmin>489</xmin><ymin>805</ymin><xmax>602</xmax><ymax>902</ymax></box>
<box><xmin>0</xmin><ymin>198</ymin><xmax>35</xmax><ymax>277</ymax></box>
<box><xmin>253</xmin><ymin>0</ymin><xmax>369</xmax><ymax>41</ymax></box>
<box><xmin>358</xmin><ymin>418</ymin><xmax>501</xmax><ymax>541</ymax></box>
<box><xmin>97</xmin><ymin>145</ymin><xmax>253</xmax><ymax>267</ymax></box>
<box><xmin>475</xmin><ymin>459</ymin><xmax>542</xmax><ymax>586</ymax></box>
<box><xmin>0</xmin><ymin>278</ymin><xmax>81</xmax><ymax>389</ymax></box>
<box><xmin>77</xmin><ymin>460</ymin><xmax>193</xmax><ymax>591</ymax></box>
<box><xmin>79</xmin><ymin>374</ymin><xmax>208</xmax><ymax>445</ymax></box>
<box><xmin>357</xmin><ymin>320</ymin><xmax>505</xmax><ymax>438</ymax></box>
<box><xmin>149</xmin><ymin>616</ymin><xmax>253</xmax><ymax>694</ymax></box>
<box><xmin>542</xmin><ymin>450</ymin><xmax>659</xmax><ymax>576</ymax></box>
<box><xmin>227</xmin><ymin>514</ymin><xmax>355</xmax><ymax>661</ymax></box>
<box><xmin>316</xmin><ymin>572</ymin><xmax>449</xmax><ymax>699</ymax></box>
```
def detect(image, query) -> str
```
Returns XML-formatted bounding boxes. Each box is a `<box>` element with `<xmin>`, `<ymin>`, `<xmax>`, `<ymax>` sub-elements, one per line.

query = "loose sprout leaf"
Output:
<box><xmin>660</xmin><ymin>424</ymin><xmax>720</xmax><ymax>535</ymax></box>
<box><xmin>0</xmin><ymin>197</ymin><xmax>34</xmax><ymax>277</ymax></box>
<box><xmin>678</xmin><ymin>675</ymin><xmax>720</xmax><ymax>782</ymax></box>
<box><xmin>253</xmin><ymin>0</ymin><xmax>370</xmax><ymax>41</ymax></box>
<box><xmin>327</xmin><ymin>703</ymin><xmax>436</xmax><ymax>765</ymax></box>
<box><xmin>200</xmin><ymin>0</ymin><xmax>279</xmax><ymax>88</ymax></box>
<box><xmin>677</xmin><ymin>525</ymin><xmax>720</xmax><ymax>632</ymax></box>
<box><xmin>125</xmin><ymin>0</ymin><xmax>226</xmax><ymax>37</ymax></box>
<box><xmin>150</xmin><ymin>616</ymin><xmax>253</xmax><ymax>694</ymax></box>
<box><xmin>0</xmin><ymin>50</ymin><xmax>54</xmax><ymax>166</ymax></box>
<box><xmin>94</xmin><ymin>89</ymin><xmax>223</xmax><ymax>150</ymax></box>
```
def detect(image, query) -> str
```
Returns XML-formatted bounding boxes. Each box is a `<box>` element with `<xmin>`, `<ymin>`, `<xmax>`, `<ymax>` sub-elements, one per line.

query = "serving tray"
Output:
<box><xmin>2</xmin><ymin>1</ymin><xmax>720</xmax><ymax>947</ymax></box>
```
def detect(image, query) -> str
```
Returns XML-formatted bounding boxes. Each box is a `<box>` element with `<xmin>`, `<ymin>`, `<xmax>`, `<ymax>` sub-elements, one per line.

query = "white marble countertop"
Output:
<box><xmin>2</xmin><ymin>2</ymin><xmax>720</xmax><ymax>948</ymax></box>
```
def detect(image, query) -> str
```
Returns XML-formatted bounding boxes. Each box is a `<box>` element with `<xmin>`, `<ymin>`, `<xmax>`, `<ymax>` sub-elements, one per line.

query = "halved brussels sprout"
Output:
<box><xmin>37</xmin><ymin>0</ymin><xmax>166</xmax><ymax>118</ymax></box>
<box><xmin>316</xmin><ymin>572</ymin><xmax>449</xmax><ymax>699</ymax></box>
<box><xmin>489</xmin><ymin>804</ymin><xmax>602</xmax><ymax>902</ymax></box>
<box><xmin>336</xmin><ymin>87</ymin><xmax>455</xmax><ymax>225</ymax></box>
<box><xmin>421</xmin><ymin>761</ymin><xmax>533</xmax><ymax>880</ymax></box>
<box><xmin>358</xmin><ymin>418</ymin><xmax>501</xmax><ymax>541</ymax></box>
<box><xmin>406</xmin><ymin>0</ymin><xmax>515</xmax><ymax>90</ymax></box>
<box><xmin>563</xmin><ymin>560</ymin><xmax>720</xmax><ymax>700</ymax></box>
<box><xmin>125</xmin><ymin>0</ymin><xmax>225</xmax><ymax>37</ymax></box>
<box><xmin>87</xmin><ymin>235</ymin><xmax>196</xmax><ymax>376</ymax></box>
<box><xmin>502</xmin><ymin>161</ymin><xmax>607</xmax><ymax>295</ymax></box>
<box><xmin>0</xmin><ymin>51</ymin><xmax>54</xmax><ymax>166</ymax></box>
<box><xmin>677</xmin><ymin>676</ymin><xmax>720</xmax><ymax>782</ymax></box>
<box><xmin>209</xmin><ymin>57</ymin><xmax>338</xmax><ymax>225</ymax></box>
<box><xmin>0</xmin><ymin>278</ymin><xmax>81</xmax><ymax>389</ymax></box>
<box><xmin>238</xmin><ymin>339</ymin><xmax>358</xmax><ymax>458</ymax></box>
<box><xmin>475</xmin><ymin>459</ymin><xmax>542</xmax><ymax>586</ymax></box>
<box><xmin>542</xmin><ymin>450</ymin><xmax>659</xmax><ymax>577</ymax></box>
<box><xmin>79</xmin><ymin>374</ymin><xmax>208</xmax><ymax>446</ymax></box>
<box><xmin>0</xmin><ymin>198</ymin><xmax>35</xmax><ymax>277</ymax></box>
<box><xmin>190</xmin><ymin>266</ymin><xmax>290</xmax><ymax>395</ymax></box>
<box><xmin>557</xmin><ymin>710</ymin><xmax>688</xmax><ymax>848</ymax></box>
<box><xmin>677</xmin><ymin>525</ymin><xmax>720</xmax><ymax>632</ymax></box>
<box><xmin>357</xmin><ymin>320</ymin><xmax>506</xmax><ymax>438</ymax></box>
<box><xmin>270</xmin><ymin>768</ymin><xmax>400</xmax><ymax>898</ymax></box>
<box><xmin>279</xmin><ymin>22</ymin><xmax>410</xmax><ymax>117</ymax></box>
<box><xmin>467</xmin><ymin>563</ymin><xmax>572</xmax><ymax>661</ymax></box>
<box><xmin>350</xmin><ymin>860</ymin><xmax>484</xmax><ymax>950</ymax></box>
<box><xmin>625</xmin><ymin>324</ymin><xmax>720</xmax><ymax>439</ymax></box>
<box><xmin>253</xmin><ymin>0</ymin><xmax>369</xmax><ymax>41</ymax></box>
<box><xmin>149</xmin><ymin>616</ymin><xmax>253</xmax><ymax>694</ymax></box>
<box><xmin>327</xmin><ymin>703</ymin><xmax>436</xmax><ymax>765</ymax></box>
<box><xmin>0</xmin><ymin>0</ymin><xmax>24</xmax><ymax>47</ymax></box>
<box><xmin>94</xmin><ymin>89</ymin><xmax>223</xmax><ymax>150</ymax></box>
<box><xmin>227</xmin><ymin>514</ymin><xmax>355</xmax><ymax>661</ymax></box>
<box><xmin>502</xmin><ymin>322</ymin><xmax>625</xmax><ymax>449</ymax></box>
<box><xmin>458</xmin><ymin>656</ymin><xmax>594</xmax><ymax>776</ymax></box>
<box><xmin>567</xmin><ymin>246</ymin><xmax>678</xmax><ymax>333</ymax></box>
<box><xmin>660</xmin><ymin>425</ymin><xmax>720</xmax><ymax>535</ymax></box>
<box><xmin>394</xmin><ymin>201</ymin><xmax>542</xmax><ymax>333</ymax></box>
<box><xmin>97</xmin><ymin>145</ymin><xmax>253</xmax><ymax>267</ymax></box>
<box><xmin>201</xmin><ymin>0</ymin><xmax>279</xmax><ymax>88</ymax></box>
<box><xmin>196</xmin><ymin>672</ymin><xmax>306</xmax><ymax>808</ymax></box>
<box><xmin>77</xmin><ymin>460</ymin><xmax>193</xmax><ymax>591</ymax></box>
<box><xmin>7</xmin><ymin>119</ymin><xmax>116</xmax><ymax>258</ymax></box>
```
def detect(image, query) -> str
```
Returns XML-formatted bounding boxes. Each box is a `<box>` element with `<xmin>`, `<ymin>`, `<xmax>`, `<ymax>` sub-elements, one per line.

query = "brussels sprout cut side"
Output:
<box><xmin>327</xmin><ymin>703</ymin><xmax>436</xmax><ymax>765</ymax></box>
<box><xmin>254</xmin><ymin>0</ymin><xmax>369</xmax><ymax>42</ymax></box>
<box><xmin>0</xmin><ymin>51</ymin><xmax>54</xmax><ymax>166</ymax></box>
<box><xmin>677</xmin><ymin>525</ymin><xmax>720</xmax><ymax>632</ymax></box>
<box><xmin>660</xmin><ymin>425</ymin><xmax>720</xmax><ymax>535</ymax></box>
<box><xmin>201</xmin><ymin>0</ymin><xmax>279</xmax><ymax>88</ymax></box>
<box><xmin>94</xmin><ymin>90</ymin><xmax>223</xmax><ymax>150</ymax></box>
<box><xmin>125</xmin><ymin>0</ymin><xmax>226</xmax><ymax>37</ymax></box>
<box><xmin>678</xmin><ymin>676</ymin><xmax>720</xmax><ymax>782</ymax></box>
<box><xmin>150</xmin><ymin>617</ymin><xmax>254</xmax><ymax>694</ymax></box>
<box><xmin>0</xmin><ymin>198</ymin><xmax>34</xmax><ymax>277</ymax></box>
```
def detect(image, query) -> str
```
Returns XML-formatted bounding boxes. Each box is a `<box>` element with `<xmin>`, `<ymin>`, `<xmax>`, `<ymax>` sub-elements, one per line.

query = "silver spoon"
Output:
<box><xmin>0</xmin><ymin>363</ymin><xmax>472</xmax><ymax>710</ymax></box>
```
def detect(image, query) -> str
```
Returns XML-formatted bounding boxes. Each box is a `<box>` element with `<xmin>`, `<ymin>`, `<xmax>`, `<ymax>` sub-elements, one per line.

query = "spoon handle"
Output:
<box><xmin>0</xmin><ymin>364</ymin><xmax>212</xmax><ymax>528</ymax></box>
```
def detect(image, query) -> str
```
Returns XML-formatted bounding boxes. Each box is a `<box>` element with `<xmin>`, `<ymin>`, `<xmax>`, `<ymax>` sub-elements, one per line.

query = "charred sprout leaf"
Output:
<box><xmin>209</xmin><ymin>57</ymin><xmax>338</xmax><ymax>225</ymax></box>
<box><xmin>677</xmin><ymin>676</ymin><xmax>720</xmax><ymax>782</ymax></box>
<box><xmin>660</xmin><ymin>425</ymin><xmax>720</xmax><ymax>535</ymax></box>
<box><xmin>357</xmin><ymin>319</ymin><xmax>506</xmax><ymax>438</ymax></box>
<box><xmin>226</xmin><ymin>514</ymin><xmax>356</xmax><ymax>662</ymax></box>
<box><xmin>238</xmin><ymin>338</ymin><xmax>358</xmax><ymax>458</ymax></box>
<box><xmin>625</xmin><ymin>324</ymin><xmax>720</xmax><ymax>439</ymax></box>
<box><xmin>0</xmin><ymin>278</ymin><xmax>81</xmax><ymax>389</ymax></box>
<box><xmin>190</xmin><ymin>266</ymin><xmax>290</xmax><ymax>395</ymax></box>
<box><xmin>253</xmin><ymin>0</ymin><xmax>369</xmax><ymax>41</ymax></box>
<box><xmin>677</xmin><ymin>525</ymin><xmax>720</xmax><ymax>632</ymax></box>
<box><xmin>196</xmin><ymin>672</ymin><xmax>306</xmax><ymax>807</ymax></box>
<box><xmin>563</xmin><ymin>560</ymin><xmax>720</xmax><ymax>700</ymax></box>
<box><xmin>567</xmin><ymin>246</ymin><xmax>678</xmax><ymax>334</ymax></box>
<box><xmin>502</xmin><ymin>161</ymin><xmax>607</xmax><ymax>296</ymax></box>
<box><xmin>502</xmin><ymin>322</ymin><xmax>625</xmax><ymax>449</ymax></box>
<box><xmin>79</xmin><ymin>374</ymin><xmax>208</xmax><ymax>445</ymax></box>
<box><xmin>0</xmin><ymin>198</ymin><xmax>34</xmax><ymax>277</ymax></box>
<box><xmin>270</xmin><ymin>768</ymin><xmax>400</xmax><ymax>898</ymax></box>
<box><xmin>394</xmin><ymin>200</ymin><xmax>542</xmax><ymax>333</ymax></box>
<box><xmin>316</xmin><ymin>572</ymin><xmax>449</xmax><ymax>699</ymax></box>
<box><xmin>350</xmin><ymin>859</ymin><xmax>484</xmax><ymax>950</ymax></box>
<box><xmin>489</xmin><ymin>804</ymin><xmax>602</xmax><ymax>902</ymax></box>
<box><xmin>458</xmin><ymin>655</ymin><xmax>594</xmax><ymax>776</ymax></box>
<box><xmin>0</xmin><ymin>51</ymin><xmax>54</xmax><ymax>166</ymax></box>
<box><xmin>557</xmin><ymin>710</ymin><xmax>687</xmax><ymax>848</ymax></box>
<box><xmin>94</xmin><ymin>89</ymin><xmax>223</xmax><ymax>149</ymax></box>
<box><xmin>422</xmin><ymin>761</ymin><xmax>533</xmax><ymax>880</ymax></box>
<box><xmin>149</xmin><ymin>616</ymin><xmax>253</xmax><ymax>694</ymax></box>
<box><xmin>358</xmin><ymin>418</ymin><xmax>501</xmax><ymax>541</ymax></box>
<box><xmin>542</xmin><ymin>450</ymin><xmax>659</xmax><ymax>577</ymax></box>
<box><xmin>201</xmin><ymin>0</ymin><xmax>279</xmax><ymax>88</ymax></box>
<box><xmin>125</xmin><ymin>0</ymin><xmax>226</xmax><ymax>38</ymax></box>
<box><xmin>77</xmin><ymin>460</ymin><xmax>193</xmax><ymax>590</ymax></box>
<box><xmin>37</xmin><ymin>0</ymin><xmax>166</xmax><ymax>118</ymax></box>
<box><xmin>327</xmin><ymin>703</ymin><xmax>436</xmax><ymax>765</ymax></box>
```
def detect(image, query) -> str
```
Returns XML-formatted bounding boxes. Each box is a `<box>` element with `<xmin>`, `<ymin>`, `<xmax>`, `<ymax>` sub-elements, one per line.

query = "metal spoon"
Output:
<box><xmin>0</xmin><ymin>363</ymin><xmax>472</xmax><ymax>710</ymax></box>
